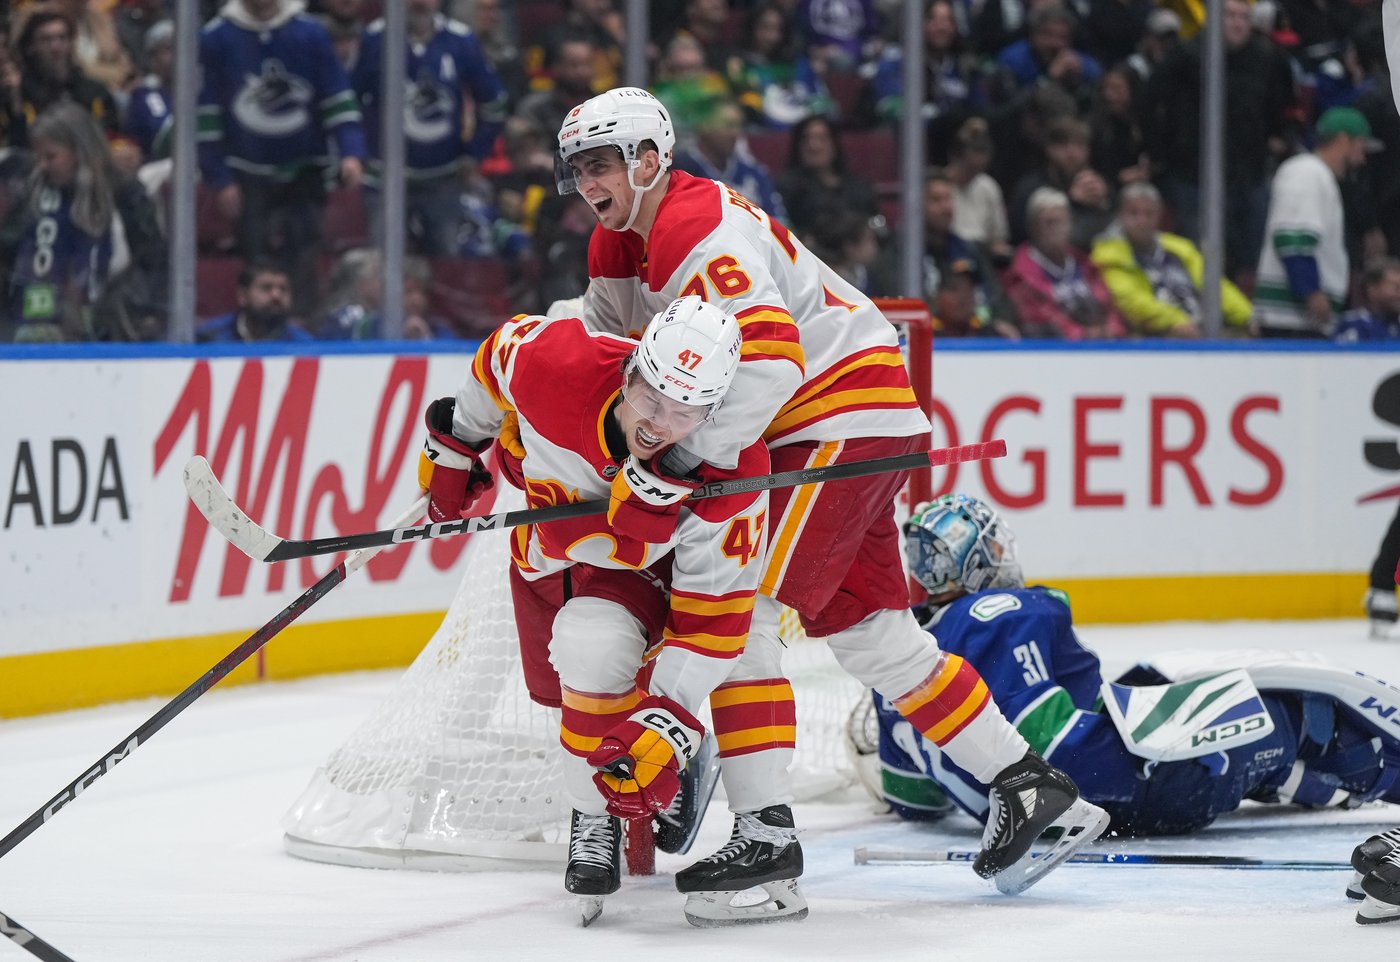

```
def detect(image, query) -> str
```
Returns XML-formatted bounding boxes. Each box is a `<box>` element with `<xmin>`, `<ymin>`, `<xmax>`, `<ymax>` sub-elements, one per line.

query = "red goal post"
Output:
<box><xmin>874</xmin><ymin>297</ymin><xmax>935</xmax><ymax>507</ymax></box>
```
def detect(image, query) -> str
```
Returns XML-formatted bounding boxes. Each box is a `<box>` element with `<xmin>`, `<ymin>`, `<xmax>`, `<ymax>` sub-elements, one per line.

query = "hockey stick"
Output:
<box><xmin>185</xmin><ymin>439</ymin><xmax>1007</xmax><ymax>564</ymax></box>
<box><xmin>853</xmin><ymin>847</ymin><xmax>1349</xmax><ymax>871</ymax></box>
<box><xmin>0</xmin><ymin>909</ymin><xmax>77</xmax><ymax>962</ymax></box>
<box><xmin>0</xmin><ymin>497</ymin><xmax>427</xmax><ymax>865</ymax></box>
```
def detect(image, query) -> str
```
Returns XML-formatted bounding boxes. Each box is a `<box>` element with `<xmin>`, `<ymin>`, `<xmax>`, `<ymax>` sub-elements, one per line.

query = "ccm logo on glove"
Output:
<box><xmin>587</xmin><ymin>696</ymin><xmax>705</xmax><ymax>819</ymax></box>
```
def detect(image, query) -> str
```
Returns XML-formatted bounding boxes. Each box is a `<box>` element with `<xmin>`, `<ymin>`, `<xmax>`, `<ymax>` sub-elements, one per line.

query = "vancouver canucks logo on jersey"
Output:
<box><xmin>232</xmin><ymin>60</ymin><xmax>313</xmax><ymax>137</ymax></box>
<box><xmin>404</xmin><ymin>67</ymin><xmax>454</xmax><ymax>144</ymax></box>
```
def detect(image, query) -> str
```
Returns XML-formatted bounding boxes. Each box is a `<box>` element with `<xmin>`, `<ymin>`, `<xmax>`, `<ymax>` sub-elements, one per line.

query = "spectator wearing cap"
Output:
<box><xmin>1126</xmin><ymin>7</ymin><xmax>1182</xmax><ymax>85</ymax></box>
<box><xmin>124</xmin><ymin>20</ymin><xmax>174</xmax><ymax>162</ymax></box>
<box><xmin>1003</xmin><ymin>187</ymin><xmax>1125</xmax><ymax>340</ymax></box>
<box><xmin>0</xmin><ymin>9</ymin><xmax>119</xmax><ymax>149</ymax></box>
<box><xmin>1256</xmin><ymin>107</ymin><xmax>1377</xmax><ymax>338</ymax></box>
<box><xmin>992</xmin><ymin>6</ymin><xmax>1102</xmax><ymax>106</ymax></box>
<box><xmin>923</xmin><ymin>168</ymin><xmax>1018</xmax><ymax>338</ymax></box>
<box><xmin>1143</xmin><ymin>0</ymin><xmax>1294</xmax><ymax>278</ymax></box>
<box><xmin>1335</xmin><ymin>258</ymin><xmax>1400</xmax><ymax>343</ymax></box>
<box><xmin>1092</xmin><ymin>183</ymin><xmax>1253</xmax><ymax>337</ymax></box>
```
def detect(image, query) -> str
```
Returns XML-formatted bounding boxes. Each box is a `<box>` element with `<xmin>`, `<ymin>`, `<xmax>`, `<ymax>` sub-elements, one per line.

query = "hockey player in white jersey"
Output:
<box><xmin>419</xmin><ymin>295</ymin><xmax>774</xmax><ymax>925</ymax></box>
<box><xmin>554</xmin><ymin>86</ymin><xmax>1106</xmax><ymax>914</ymax></box>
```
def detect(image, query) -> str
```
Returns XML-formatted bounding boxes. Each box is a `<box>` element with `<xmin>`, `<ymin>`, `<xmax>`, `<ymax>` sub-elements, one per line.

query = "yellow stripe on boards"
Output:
<box><xmin>0</xmin><ymin>610</ymin><xmax>447</xmax><ymax>720</ymax></box>
<box><xmin>1044</xmin><ymin>572</ymin><xmax>1368</xmax><ymax>624</ymax></box>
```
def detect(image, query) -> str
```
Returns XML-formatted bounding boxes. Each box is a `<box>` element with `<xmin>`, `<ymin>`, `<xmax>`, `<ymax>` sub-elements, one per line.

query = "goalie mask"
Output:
<box><xmin>904</xmin><ymin>494</ymin><xmax>1023</xmax><ymax>597</ymax></box>
<box><xmin>556</xmin><ymin>87</ymin><xmax>675</xmax><ymax>232</ymax></box>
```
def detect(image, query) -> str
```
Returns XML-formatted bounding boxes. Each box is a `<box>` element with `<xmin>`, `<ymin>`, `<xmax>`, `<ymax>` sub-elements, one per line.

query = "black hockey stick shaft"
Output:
<box><xmin>0</xmin><ymin>498</ymin><xmax>425</xmax><ymax>863</ymax></box>
<box><xmin>854</xmin><ymin>847</ymin><xmax>1349</xmax><ymax>870</ymax></box>
<box><xmin>0</xmin><ymin>908</ymin><xmax>78</xmax><ymax>962</ymax></box>
<box><xmin>256</xmin><ymin>440</ymin><xmax>1006</xmax><ymax>563</ymax></box>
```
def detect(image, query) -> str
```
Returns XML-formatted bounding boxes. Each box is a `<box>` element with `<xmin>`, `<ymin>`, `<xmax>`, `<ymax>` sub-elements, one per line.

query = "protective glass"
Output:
<box><xmin>621</xmin><ymin>369</ymin><xmax>713</xmax><ymax>433</ymax></box>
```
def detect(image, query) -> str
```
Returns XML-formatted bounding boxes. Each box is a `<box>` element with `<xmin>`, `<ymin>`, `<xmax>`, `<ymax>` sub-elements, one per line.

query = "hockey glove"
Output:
<box><xmin>607</xmin><ymin>455</ymin><xmax>698</xmax><ymax>544</ymax></box>
<box><xmin>588</xmin><ymin>695</ymin><xmax>705</xmax><ymax>820</ymax></box>
<box><xmin>418</xmin><ymin>397</ymin><xmax>494</xmax><ymax>523</ymax></box>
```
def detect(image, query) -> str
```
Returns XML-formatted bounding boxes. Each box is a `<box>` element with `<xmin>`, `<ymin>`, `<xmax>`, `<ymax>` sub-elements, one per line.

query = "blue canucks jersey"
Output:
<box><xmin>352</xmin><ymin>15</ymin><xmax>507</xmax><ymax>180</ymax></box>
<box><xmin>125</xmin><ymin>77</ymin><xmax>172</xmax><ymax>159</ymax></box>
<box><xmin>197</xmin><ymin>8</ymin><xmax>365</xmax><ymax>185</ymax></box>
<box><xmin>874</xmin><ymin>587</ymin><xmax>1400</xmax><ymax>835</ymax></box>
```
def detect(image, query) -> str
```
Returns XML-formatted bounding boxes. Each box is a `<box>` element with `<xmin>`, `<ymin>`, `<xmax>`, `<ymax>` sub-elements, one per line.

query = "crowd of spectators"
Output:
<box><xmin>0</xmin><ymin>0</ymin><xmax>1396</xmax><ymax>344</ymax></box>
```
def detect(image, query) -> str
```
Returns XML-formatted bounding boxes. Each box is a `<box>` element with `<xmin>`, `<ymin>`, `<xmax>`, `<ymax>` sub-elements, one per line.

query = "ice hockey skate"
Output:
<box><xmin>674</xmin><ymin>804</ymin><xmax>808</xmax><ymax>927</ymax></box>
<box><xmin>1365</xmin><ymin>589</ymin><xmax>1398</xmax><ymax>640</ymax></box>
<box><xmin>974</xmin><ymin>751</ymin><xmax>1109</xmax><ymax>895</ymax></box>
<box><xmin>565</xmin><ymin>810</ymin><xmax>621</xmax><ymax>927</ymax></box>
<box><xmin>1358</xmin><ymin>848</ymin><xmax>1400</xmax><ymax>924</ymax></box>
<box><xmin>1348</xmin><ymin>828</ymin><xmax>1400</xmax><ymax>900</ymax></box>
<box><xmin>654</xmin><ymin>733</ymin><xmax>720</xmax><ymax>855</ymax></box>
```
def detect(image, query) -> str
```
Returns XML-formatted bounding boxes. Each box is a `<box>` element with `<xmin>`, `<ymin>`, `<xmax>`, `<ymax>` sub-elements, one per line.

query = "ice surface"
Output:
<box><xmin>2</xmin><ymin>618</ymin><xmax>1399</xmax><ymax>961</ymax></box>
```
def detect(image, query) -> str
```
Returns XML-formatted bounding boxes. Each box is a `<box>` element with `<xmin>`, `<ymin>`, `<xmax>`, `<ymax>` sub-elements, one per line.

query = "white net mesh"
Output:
<box><xmin>282</xmin><ymin>482</ymin><xmax>863</xmax><ymax>871</ymax></box>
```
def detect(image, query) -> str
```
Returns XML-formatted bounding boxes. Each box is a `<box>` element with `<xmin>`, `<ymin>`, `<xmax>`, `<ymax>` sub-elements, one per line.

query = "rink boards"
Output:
<box><xmin>2</xmin><ymin>340</ymin><xmax>1398</xmax><ymax>716</ymax></box>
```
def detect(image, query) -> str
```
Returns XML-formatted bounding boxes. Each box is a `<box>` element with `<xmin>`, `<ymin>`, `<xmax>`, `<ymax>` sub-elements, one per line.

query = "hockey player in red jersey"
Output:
<box><xmin>418</xmin><ymin>295</ymin><xmax>771</xmax><ymax>926</ymax></box>
<box><xmin>554</xmin><ymin>87</ymin><xmax>1108</xmax><ymax>918</ymax></box>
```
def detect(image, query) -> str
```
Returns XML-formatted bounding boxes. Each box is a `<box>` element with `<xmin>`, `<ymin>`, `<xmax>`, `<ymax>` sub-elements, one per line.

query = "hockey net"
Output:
<box><xmin>282</xmin><ymin>299</ymin><xmax>933</xmax><ymax>872</ymax></box>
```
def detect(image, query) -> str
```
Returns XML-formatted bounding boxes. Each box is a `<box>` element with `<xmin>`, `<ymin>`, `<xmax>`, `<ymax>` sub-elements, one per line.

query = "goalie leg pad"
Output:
<box><xmin>682</xmin><ymin>878</ymin><xmax>809</xmax><ymax>927</ymax></box>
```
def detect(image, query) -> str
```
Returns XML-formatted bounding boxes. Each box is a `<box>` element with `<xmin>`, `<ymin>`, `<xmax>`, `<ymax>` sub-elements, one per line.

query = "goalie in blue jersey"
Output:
<box><xmin>853</xmin><ymin>494</ymin><xmax>1400</xmax><ymax>837</ymax></box>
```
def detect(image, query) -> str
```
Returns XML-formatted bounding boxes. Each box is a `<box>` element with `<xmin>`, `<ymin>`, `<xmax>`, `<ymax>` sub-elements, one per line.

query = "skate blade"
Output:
<box><xmin>683</xmin><ymin>878</ymin><xmax>808</xmax><ymax>927</ymax></box>
<box><xmin>1356</xmin><ymin>895</ymin><xmax>1400</xmax><ymax>924</ymax></box>
<box><xmin>1348</xmin><ymin>871</ymin><xmax>1367</xmax><ymax>901</ymax></box>
<box><xmin>994</xmin><ymin>799</ymin><xmax>1110</xmax><ymax>896</ymax></box>
<box><xmin>579</xmin><ymin>895</ymin><xmax>606</xmax><ymax>927</ymax></box>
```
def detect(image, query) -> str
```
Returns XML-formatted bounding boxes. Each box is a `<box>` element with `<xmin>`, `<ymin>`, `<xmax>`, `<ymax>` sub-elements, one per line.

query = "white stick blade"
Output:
<box><xmin>182</xmin><ymin>456</ymin><xmax>282</xmax><ymax>561</ymax></box>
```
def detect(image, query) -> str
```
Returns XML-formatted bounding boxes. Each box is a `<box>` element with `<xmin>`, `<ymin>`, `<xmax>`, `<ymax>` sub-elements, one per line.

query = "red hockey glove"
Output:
<box><xmin>417</xmin><ymin>397</ymin><xmax>493</xmax><ymax>523</ymax></box>
<box><xmin>588</xmin><ymin>695</ymin><xmax>705</xmax><ymax>820</ymax></box>
<box><xmin>607</xmin><ymin>455</ymin><xmax>698</xmax><ymax>544</ymax></box>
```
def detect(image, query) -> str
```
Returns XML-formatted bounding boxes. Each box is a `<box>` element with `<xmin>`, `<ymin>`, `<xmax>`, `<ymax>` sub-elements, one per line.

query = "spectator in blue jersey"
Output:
<box><xmin>351</xmin><ymin>0</ymin><xmax>507</xmax><ymax>257</ymax></box>
<box><xmin>0</xmin><ymin>104</ymin><xmax>167</xmax><ymax>343</ymax></box>
<box><xmin>1335</xmin><ymin>258</ymin><xmax>1400</xmax><ymax>343</ymax></box>
<box><xmin>731</xmin><ymin>2</ymin><xmax>833</xmax><ymax>130</ymax></box>
<box><xmin>993</xmin><ymin>6</ymin><xmax>1102</xmax><ymax>101</ymax></box>
<box><xmin>123</xmin><ymin>20</ymin><xmax>174</xmax><ymax>163</ymax></box>
<box><xmin>0</xmin><ymin>9</ymin><xmax>119</xmax><ymax>149</ymax></box>
<box><xmin>774</xmin><ymin>114</ymin><xmax>878</xmax><ymax>243</ymax></box>
<box><xmin>852</xmin><ymin>494</ymin><xmax>1400</xmax><ymax>835</ymax></box>
<box><xmin>672</xmin><ymin>98</ymin><xmax>787</xmax><ymax>221</ymax></box>
<box><xmin>317</xmin><ymin>249</ymin><xmax>456</xmax><ymax>340</ymax></box>
<box><xmin>197</xmin><ymin>0</ymin><xmax>367</xmax><ymax>318</ymax></box>
<box><xmin>869</xmin><ymin>0</ymin><xmax>983</xmax><ymax>161</ymax></box>
<box><xmin>796</xmin><ymin>0</ymin><xmax>880</xmax><ymax>71</ymax></box>
<box><xmin>197</xmin><ymin>259</ymin><xmax>314</xmax><ymax>343</ymax></box>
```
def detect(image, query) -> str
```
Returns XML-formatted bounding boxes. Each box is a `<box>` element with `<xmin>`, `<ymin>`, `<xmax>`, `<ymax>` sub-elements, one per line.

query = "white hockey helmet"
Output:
<box><xmin>556</xmin><ymin>86</ymin><xmax>675</xmax><ymax>231</ymax></box>
<box><xmin>628</xmin><ymin>295</ymin><xmax>742</xmax><ymax>409</ymax></box>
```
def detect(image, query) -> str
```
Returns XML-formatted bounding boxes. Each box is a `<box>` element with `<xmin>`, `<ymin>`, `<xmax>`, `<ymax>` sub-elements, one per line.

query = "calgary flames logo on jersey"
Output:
<box><xmin>524</xmin><ymin>476</ymin><xmax>581</xmax><ymax>510</ymax></box>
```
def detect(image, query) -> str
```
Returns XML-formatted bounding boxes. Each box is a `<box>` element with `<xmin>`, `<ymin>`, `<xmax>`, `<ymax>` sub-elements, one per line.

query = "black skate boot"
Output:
<box><xmin>975</xmin><ymin>750</ymin><xmax>1109</xmax><ymax>895</ymax></box>
<box><xmin>655</xmin><ymin>732</ymin><xmax>720</xmax><ymax>855</ymax></box>
<box><xmin>1365</xmin><ymin>589</ymin><xmax>1398</xmax><ymax>640</ymax></box>
<box><xmin>675</xmin><ymin>804</ymin><xmax>808</xmax><ymax>927</ymax></box>
<box><xmin>565</xmin><ymin>810</ymin><xmax>621</xmax><ymax>927</ymax></box>
<box><xmin>1348</xmin><ymin>828</ymin><xmax>1400</xmax><ymax>900</ymax></box>
<box><xmin>1358</xmin><ymin>848</ymin><xmax>1400</xmax><ymax>924</ymax></box>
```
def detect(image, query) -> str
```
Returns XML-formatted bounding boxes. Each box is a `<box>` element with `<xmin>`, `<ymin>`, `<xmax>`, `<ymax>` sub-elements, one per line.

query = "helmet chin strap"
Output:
<box><xmin>615</xmin><ymin>161</ymin><xmax>666</xmax><ymax>233</ymax></box>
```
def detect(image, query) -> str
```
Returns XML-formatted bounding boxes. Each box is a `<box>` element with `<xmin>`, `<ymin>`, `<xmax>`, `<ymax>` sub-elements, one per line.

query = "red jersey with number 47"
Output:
<box><xmin>583</xmin><ymin>170</ymin><xmax>929</xmax><ymax>469</ymax></box>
